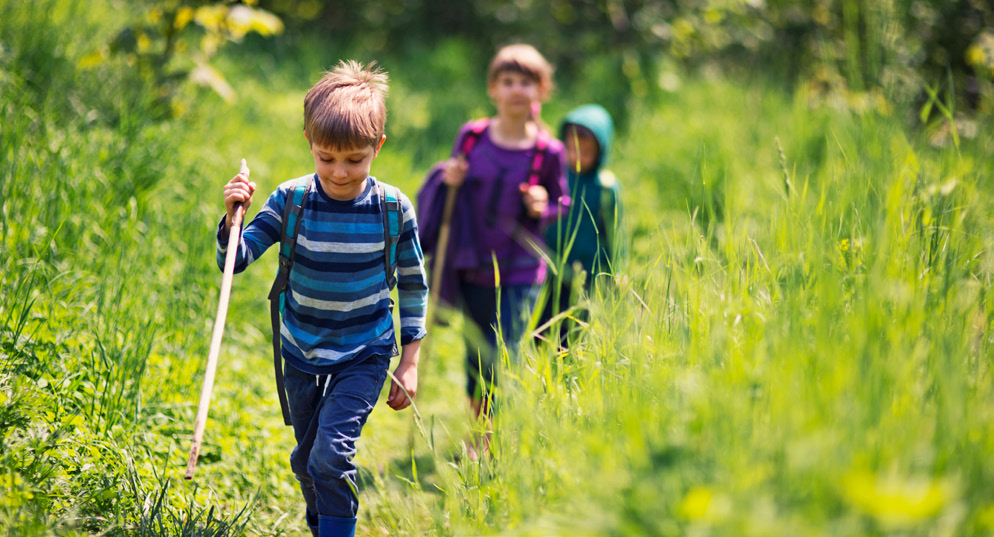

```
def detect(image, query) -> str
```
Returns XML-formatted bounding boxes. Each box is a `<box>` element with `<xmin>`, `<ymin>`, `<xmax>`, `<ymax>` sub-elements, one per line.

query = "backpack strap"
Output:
<box><xmin>508</xmin><ymin>130</ymin><xmax>555</xmax><ymax>258</ymax></box>
<box><xmin>269</xmin><ymin>176</ymin><xmax>311</xmax><ymax>305</ymax></box>
<box><xmin>267</xmin><ymin>175</ymin><xmax>311</xmax><ymax>426</ymax></box>
<box><xmin>527</xmin><ymin>129</ymin><xmax>550</xmax><ymax>187</ymax></box>
<box><xmin>460</xmin><ymin>118</ymin><xmax>489</xmax><ymax>156</ymax></box>
<box><xmin>377</xmin><ymin>181</ymin><xmax>404</xmax><ymax>290</ymax></box>
<box><xmin>460</xmin><ymin>118</ymin><xmax>544</xmax><ymax>185</ymax></box>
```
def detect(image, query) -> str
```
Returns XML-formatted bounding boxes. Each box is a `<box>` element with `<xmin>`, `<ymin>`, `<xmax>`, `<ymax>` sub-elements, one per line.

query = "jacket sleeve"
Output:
<box><xmin>449</xmin><ymin>122</ymin><xmax>475</xmax><ymax>158</ymax></box>
<box><xmin>395</xmin><ymin>193</ymin><xmax>429</xmax><ymax>344</ymax></box>
<box><xmin>416</xmin><ymin>122</ymin><xmax>476</xmax><ymax>257</ymax></box>
<box><xmin>216</xmin><ymin>186</ymin><xmax>284</xmax><ymax>273</ymax></box>
<box><xmin>415</xmin><ymin>164</ymin><xmax>447</xmax><ymax>257</ymax></box>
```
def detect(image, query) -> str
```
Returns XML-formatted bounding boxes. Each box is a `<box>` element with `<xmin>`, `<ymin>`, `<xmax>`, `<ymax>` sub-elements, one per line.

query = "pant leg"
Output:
<box><xmin>308</xmin><ymin>355</ymin><xmax>389</xmax><ymax>518</ymax></box>
<box><xmin>459</xmin><ymin>280</ymin><xmax>499</xmax><ymax>399</ymax></box>
<box><xmin>284</xmin><ymin>363</ymin><xmax>323</xmax><ymax>523</ymax></box>
<box><xmin>497</xmin><ymin>284</ymin><xmax>539</xmax><ymax>359</ymax></box>
<box><xmin>459</xmin><ymin>281</ymin><xmax>538</xmax><ymax>399</ymax></box>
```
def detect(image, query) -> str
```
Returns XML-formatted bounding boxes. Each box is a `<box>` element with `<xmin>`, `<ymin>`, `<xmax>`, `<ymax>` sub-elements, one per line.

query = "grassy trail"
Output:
<box><xmin>188</xmin><ymin>66</ymin><xmax>994</xmax><ymax>536</ymax></box>
<box><xmin>2</xmin><ymin>4</ymin><xmax>993</xmax><ymax>533</ymax></box>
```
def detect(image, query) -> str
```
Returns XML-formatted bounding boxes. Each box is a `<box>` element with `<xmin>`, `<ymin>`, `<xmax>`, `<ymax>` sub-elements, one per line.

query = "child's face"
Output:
<box><xmin>564</xmin><ymin>127</ymin><xmax>600</xmax><ymax>174</ymax></box>
<box><xmin>488</xmin><ymin>70</ymin><xmax>543</xmax><ymax>119</ymax></box>
<box><xmin>308</xmin><ymin>135</ymin><xmax>385</xmax><ymax>200</ymax></box>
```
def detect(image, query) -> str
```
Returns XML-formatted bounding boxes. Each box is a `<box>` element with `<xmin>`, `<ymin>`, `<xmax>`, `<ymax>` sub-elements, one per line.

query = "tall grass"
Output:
<box><xmin>2</xmin><ymin>1</ymin><xmax>993</xmax><ymax>536</ymax></box>
<box><xmin>412</xmin><ymin>83</ymin><xmax>994</xmax><ymax>536</ymax></box>
<box><xmin>0</xmin><ymin>1</ymin><xmax>258</xmax><ymax>533</ymax></box>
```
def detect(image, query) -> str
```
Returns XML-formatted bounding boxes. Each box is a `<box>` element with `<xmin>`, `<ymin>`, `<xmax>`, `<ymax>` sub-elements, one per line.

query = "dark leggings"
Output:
<box><xmin>459</xmin><ymin>280</ymin><xmax>538</xmax><ymax>399</ymax></box>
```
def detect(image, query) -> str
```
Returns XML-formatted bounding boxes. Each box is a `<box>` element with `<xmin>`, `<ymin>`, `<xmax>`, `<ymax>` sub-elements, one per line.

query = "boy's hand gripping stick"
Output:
<box><xmin>185</xmin><ymin>159</ymin><xmax>249</xmax><ymax>480</ymax></box>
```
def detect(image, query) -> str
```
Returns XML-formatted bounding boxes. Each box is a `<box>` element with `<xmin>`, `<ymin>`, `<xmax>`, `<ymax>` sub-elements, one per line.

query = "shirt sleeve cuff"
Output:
<box><xmin>400</xmin><ymin>328</ymin><xmax>427</xmax><ymax>346</ymax></box>
<box><xmin>216</xmin><ymin>214</ymin><xmax>230</xmax><ymax>246</ymax></box>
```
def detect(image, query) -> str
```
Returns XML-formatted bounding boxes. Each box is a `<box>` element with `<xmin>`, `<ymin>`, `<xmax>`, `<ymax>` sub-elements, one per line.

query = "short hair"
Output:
<box><xmin>487</xmin><ymin>44</ymin><xmax>554</xmax><ymax>96</ymax></box>
<box><xmin>303</xmin><ymin>60</ymin><xmax>388</xmax><ymax>149</ymax></box>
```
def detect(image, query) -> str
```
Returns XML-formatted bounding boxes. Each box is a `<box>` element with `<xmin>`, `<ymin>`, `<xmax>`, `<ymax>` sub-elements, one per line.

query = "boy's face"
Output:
<box><xmin>564</xmin><ymin>126</ymin><xmax>600</xmax><ymax>174</ymax></box>
<box><xmin>308</xmin><ymin>134</ymin><xmax>385</xmax><ymax>200</ymax></box>
<box><xmin>488</xmin><ymin>70</ymin><xmax>543</xmax><ymax>119</ymax></box>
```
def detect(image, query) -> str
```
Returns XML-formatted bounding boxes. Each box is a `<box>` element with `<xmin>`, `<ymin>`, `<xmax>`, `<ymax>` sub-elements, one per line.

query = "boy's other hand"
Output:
<box><xmin>519</xmin><ymin>183</ymin><xmax>548</xmax><ymax>218</ymax></box>
<box><xmin>387</xmin><ymin>359</ymin><xmax>418</xmax><ymax>411</ymax></box>
<box><xmin>224</xmin><ymin>159</ymin><xmax>256</xmax><ymax>230</ymax></box>
<box><xmin>441</xmin><ymin>156</ymin><xmax>468</xmax><ymax>187</ymax></box>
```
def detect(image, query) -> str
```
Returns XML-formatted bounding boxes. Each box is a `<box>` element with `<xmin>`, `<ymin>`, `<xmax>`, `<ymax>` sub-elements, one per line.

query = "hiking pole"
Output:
<box><xmin>425</xmin><ymin>185</ymin><xmax>459</xmax><ymax>331</ymax></box>
<box><xmin>410</xmin><ymin>184</ymin><xmax>459</xmax><ymax>453</ymax></box>
<box><xmin>185</xmin><ymin>159</ymin><xmax>250</xmax><ymax>480</ymax></box>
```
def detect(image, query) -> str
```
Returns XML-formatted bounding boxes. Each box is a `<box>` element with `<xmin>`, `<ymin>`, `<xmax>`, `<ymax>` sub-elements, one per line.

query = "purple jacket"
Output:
<box><xmin>418</xmin><ymin>120</ymin><xmax>569</xmax><ymax>305</ymax></box>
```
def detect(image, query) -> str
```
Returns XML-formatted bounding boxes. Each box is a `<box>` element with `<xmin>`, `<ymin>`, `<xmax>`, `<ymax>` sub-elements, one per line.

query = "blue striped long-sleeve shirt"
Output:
<box><xmin>217</xmin><ymin>175</ymin><xmax>428</xmax><ymax>374</ymax></box>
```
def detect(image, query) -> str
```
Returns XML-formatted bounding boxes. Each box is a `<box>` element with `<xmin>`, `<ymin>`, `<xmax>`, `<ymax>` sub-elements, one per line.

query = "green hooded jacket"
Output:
<box><xmin>544</xmin><ymin>104</ymin><xmax>623</xmax><ymax>280</ymax></box>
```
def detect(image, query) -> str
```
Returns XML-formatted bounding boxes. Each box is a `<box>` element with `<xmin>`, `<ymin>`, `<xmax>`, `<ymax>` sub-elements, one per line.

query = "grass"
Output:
<box><xmin>2</xmin><ymin>2</ymin><xmax>993</xmax><ymax>536</ymax></box>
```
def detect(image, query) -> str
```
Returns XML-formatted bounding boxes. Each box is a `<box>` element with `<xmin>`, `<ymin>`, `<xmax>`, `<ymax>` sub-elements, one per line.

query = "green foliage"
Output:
<box><xmin>76</xmin><ymin>0</ymin><xmax>284</xmax><ymax>118</ymax></box>
<box><xmin>1</xmin><ymin>1</ymin><xmax>259</xmax><ymax>533</ymax></box>
<box><xmin>2</xmin><ymin>1</ymin><xmax>994</xmax><ymax>536</ymax></box>
<box><xmin>253</xmin><ymin>0</ymin><xmax>993</xmax><ymax>126</ymax></box>
<box><xmin>483</xmin><ymin>83</ymin><xmax>994</xmax><ymax>535</ymax></box>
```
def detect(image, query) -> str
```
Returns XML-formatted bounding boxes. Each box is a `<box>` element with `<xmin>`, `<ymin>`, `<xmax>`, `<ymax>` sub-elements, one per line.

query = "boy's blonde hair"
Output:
<box><xmin>487</xmin><ymin>44</ymin><xmax>554</xmax><ymax>97</ymax></box>
<box><xmin>304</xmin><ymin>60</ymin><xmax>389</xmax><ymax>149</ymax></box>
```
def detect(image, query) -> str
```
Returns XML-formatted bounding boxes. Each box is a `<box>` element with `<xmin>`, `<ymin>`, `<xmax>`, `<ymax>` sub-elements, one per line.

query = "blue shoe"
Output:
<box><xmin>318</xmin><ymin>515</ymin><xmax>356</xmax><ymax>537</ymax></box>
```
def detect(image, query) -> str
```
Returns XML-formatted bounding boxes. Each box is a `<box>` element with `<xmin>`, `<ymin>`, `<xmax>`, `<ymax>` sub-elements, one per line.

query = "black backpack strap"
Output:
<box><xmin>378</xmin><ymin>181</ymin><xmax>404</xmax><ymax>290</ymax></box>
<box><xmin>269</xmin><ymin>291</ymin><xmax>292</xmax><ymax>425</ymax></box>
<box><xmin>268</xmin><ymin>175</ymin><xmax>311</xmax><ymax>426</ymax></box>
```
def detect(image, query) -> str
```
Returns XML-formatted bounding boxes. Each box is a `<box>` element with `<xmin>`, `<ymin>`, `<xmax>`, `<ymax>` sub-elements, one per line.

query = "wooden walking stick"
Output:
<box><xmin>410</xmin><ymin>184</ymin><xmax>459</xmax><ymax>453</ymax></box>
<box><xmin>185</xmin><ymin>159</ymin><xmax>250</xmax><ymax>480</ymax></box>
<box><xmin>424</xmin><ymin>120</ymin><xmax>486</xmax><ymax>327</ymax></box>
<box><xmin>425</xmin><ymin>184</ymin><xmax>459</xmax><ymax>332</ymax></box>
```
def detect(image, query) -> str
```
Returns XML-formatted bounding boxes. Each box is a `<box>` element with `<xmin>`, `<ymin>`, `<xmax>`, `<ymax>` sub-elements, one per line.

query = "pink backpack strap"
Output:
<box><xmin>460</xmin><ymin>117</ymin><xmax>490</xmax><ymax>156</ymax></box>
<box><xmin>527</xmin><ymin>129</ymin><xmax>550</xmax><ymax>186</ymax></box>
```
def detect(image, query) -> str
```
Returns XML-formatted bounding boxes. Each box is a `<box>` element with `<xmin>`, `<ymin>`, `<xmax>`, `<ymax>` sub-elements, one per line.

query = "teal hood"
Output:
<box><xmin>546</xmin><ymin>103</ymin><xmax>620</xmax><ymax>277</ymax></box>
<box><xmin>559</xmin><ymin>104</ymin><xmax>615</xmax><ymax>169</ymax></box>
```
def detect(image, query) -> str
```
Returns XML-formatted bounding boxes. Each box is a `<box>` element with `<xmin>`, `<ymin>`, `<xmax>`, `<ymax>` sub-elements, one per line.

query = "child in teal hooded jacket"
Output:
<box><xmin>540</xmin><ymin>104</ymin><xmax>623</xmax><ymax>344</ymax></box>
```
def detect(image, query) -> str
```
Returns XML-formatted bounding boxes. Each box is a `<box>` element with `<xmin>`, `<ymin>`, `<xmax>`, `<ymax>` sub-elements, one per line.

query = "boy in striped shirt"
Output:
<box><xmin>218</xmin><ymin>60</ymin><xmax>427</xmax><ymax>537</ymax></box>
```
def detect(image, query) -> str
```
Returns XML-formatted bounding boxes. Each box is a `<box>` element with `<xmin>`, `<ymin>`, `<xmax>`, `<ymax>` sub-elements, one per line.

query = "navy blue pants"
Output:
<box><xmin>459</xmin><ymin>281</ymin><xmax>538</xmax><ymax>399</ymax></box>
<box><xmin>284</xmin><ymin>355</ymin><xmax>389</xmax><ymax>520</ymax></box>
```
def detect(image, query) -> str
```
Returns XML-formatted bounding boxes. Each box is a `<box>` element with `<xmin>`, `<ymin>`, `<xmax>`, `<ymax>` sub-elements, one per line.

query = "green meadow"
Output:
<box><xmin>2</xmin><ymin>1</ymin><xmax>993</xmax><ymax>536</ymax></box>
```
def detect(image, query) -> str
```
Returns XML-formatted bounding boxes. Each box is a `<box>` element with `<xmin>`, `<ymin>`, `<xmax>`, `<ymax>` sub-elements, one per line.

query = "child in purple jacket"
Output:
<box><xmin>418</xmin><ymin>44</ymin><xmax>569</xmax><ymax>458</ymax></box>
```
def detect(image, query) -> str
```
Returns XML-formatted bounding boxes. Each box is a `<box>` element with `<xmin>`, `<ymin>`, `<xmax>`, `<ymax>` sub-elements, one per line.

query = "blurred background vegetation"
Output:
<box><xmin>57</xmin><ymin>0</ymin><xmax>994</xmax><ymax>139</ymax></box>
<box><xmin>259</xmin><ymin>0</ymin><xmax>994</xmax><ymax>122</ymax></box>
<box><xmin>1</xmin><ymin>0</ymin><xmax>992</xmax><ymax>536</ymax></box>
